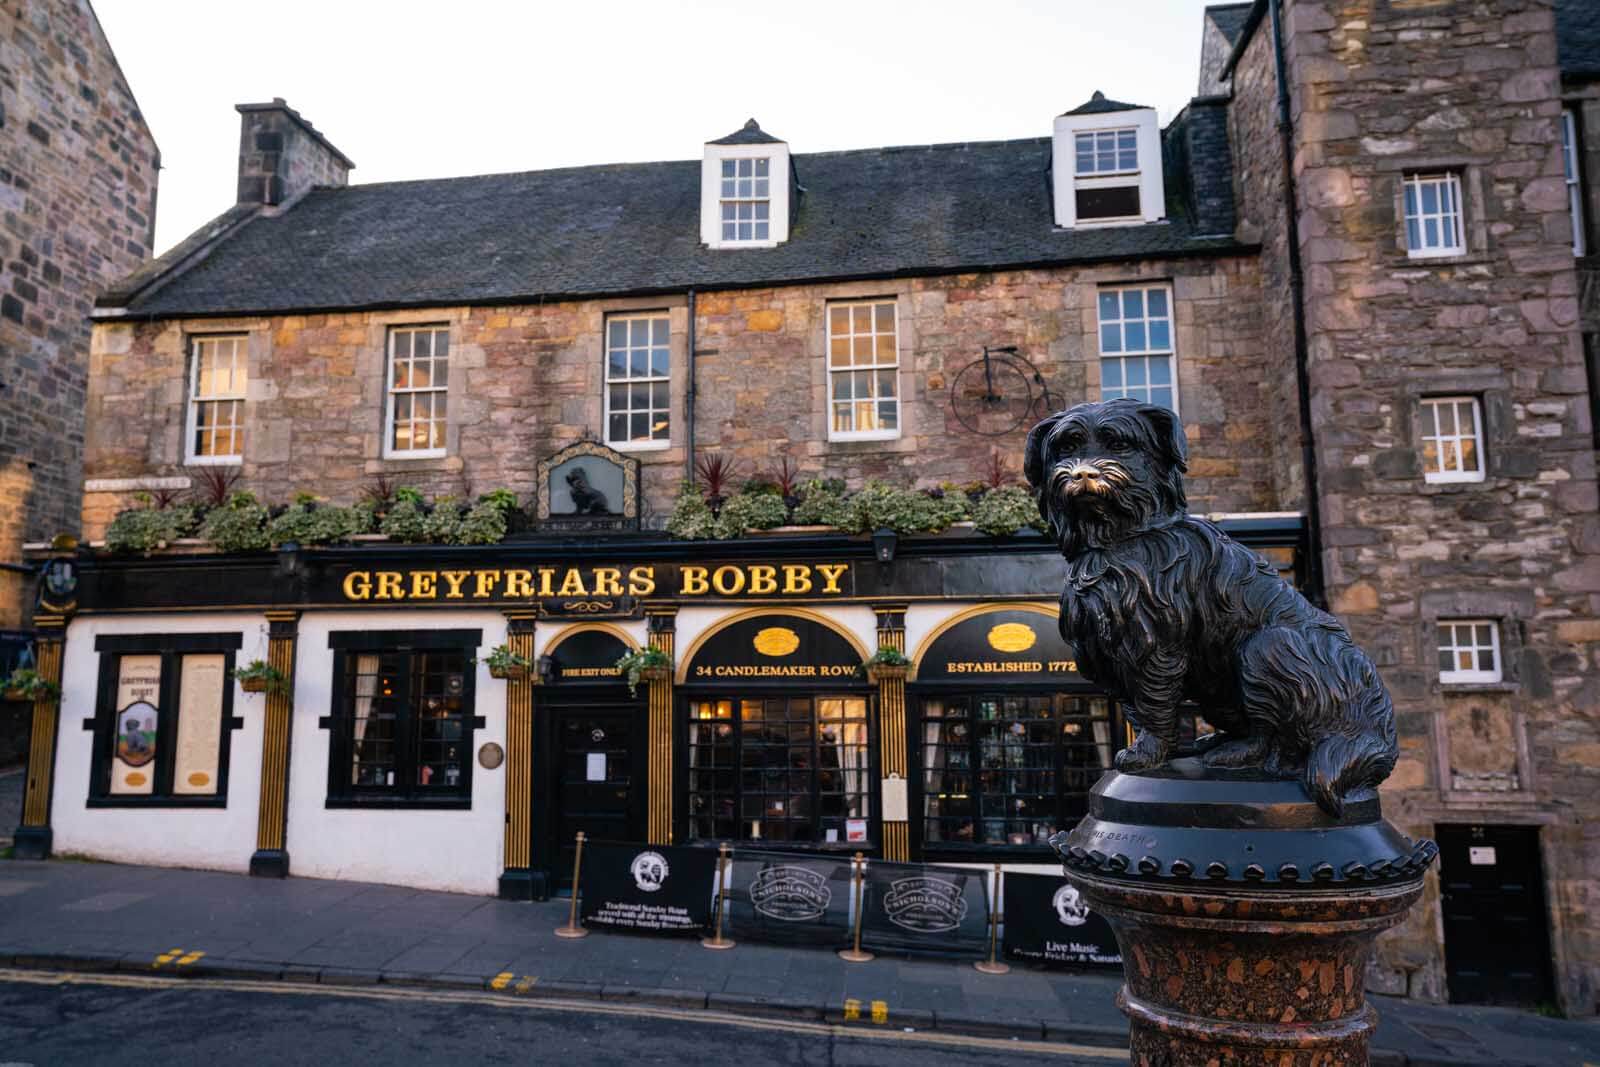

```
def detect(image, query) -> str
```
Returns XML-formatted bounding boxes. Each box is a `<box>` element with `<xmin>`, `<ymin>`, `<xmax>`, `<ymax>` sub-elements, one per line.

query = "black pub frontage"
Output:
<box><xmin>20</xmin><ymin>517</ymin><xmax>1303</xmax><ymax>900</ymax></box>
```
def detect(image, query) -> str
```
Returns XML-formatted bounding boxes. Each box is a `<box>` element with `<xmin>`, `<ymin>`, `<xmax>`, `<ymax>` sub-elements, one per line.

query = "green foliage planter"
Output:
<box><xmin>105</xmin><ymin>505</ymin><xmax>198</xmax><ymax>553</ymax></box>
<box><xmin>483</xmin><ymin>644</ymin><xmax>533</xmax><ymax>681</ymax></box>
<box><xmin>201</xmin><ymin>492</ymin><xmax>272</xmax><ymax>553</ymax></box>
<box><xmin>616</xmin><ymin>646</ymin><xmax>672</xmax><ymax>695</ymax></box>
<box><xmin>862</xmin><ymin>646</ymin><xmax>912</xmax><ymax>684</ymax></box>
<box><xmin>379</xmin><ymin>498</ymin><xmax>430</xmax><ymax>543</ymax></box>
<box><xmin>230</xmin><ymin>659</ymin><xmax>289</xmax><ymax>696</ymax></box>
<box><xmin>970</xmin><ymin>485</ymin><xmax>1046</xmax><ymax>536</ymax></box>
<box><xmin>3</xmin><ymin>667</ymin><xmax>60</xmax><ymax>703</ymax></box>
<box><xmin>267</xmin><ymin>501</ymin><xmax>371</xmax><ymax>547</ymax></box>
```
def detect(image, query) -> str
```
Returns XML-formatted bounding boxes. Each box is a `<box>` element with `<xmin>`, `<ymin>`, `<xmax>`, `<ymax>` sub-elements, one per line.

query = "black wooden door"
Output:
<box><xmin>551</xmin><ymin>703</ymin><xmax>640</xmax><ymax>888</ymax></box>
<box><xmin>1437</xmin><ymin>824</ymin><xmax>1555</xmax><ymax>1006</ymax></box>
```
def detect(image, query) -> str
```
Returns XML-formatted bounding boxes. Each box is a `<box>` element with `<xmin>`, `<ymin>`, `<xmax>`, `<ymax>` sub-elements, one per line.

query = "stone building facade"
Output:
<box><xmin>24</xmin><ymin>0</ymin><xmax>1600</xmax><ymax>1018</ymax></box>
<box><xmin>0</xmin><ymin>0</ymin><xmax>158</xmax><ymax>628</ymax></box>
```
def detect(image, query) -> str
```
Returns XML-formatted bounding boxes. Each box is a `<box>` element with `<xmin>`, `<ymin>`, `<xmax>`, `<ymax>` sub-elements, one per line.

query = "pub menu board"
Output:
<box><xmin>579</xmin><ymin>843</ymin><xmax>717</xmax><ymax>936</ymax></box>
<box><xmin>1001</xmin><ymin>872</ymin><xmax>1121</xmax><ymax>968</ymax></box>
<box><xmin>859</xmin><ymin>860</ymin><xmax>990</xmax><ymax>957</ymax></box>
<box><xmin>173</xmin><ymin>654</ymin><xmax>225</xmax><ymax>795</ymax></box>
<box><xmin>110</xmin><ymin>654</ymin><xmax>162</xmax><ymax>794</ymax></box>
<box><xmin>724</xmin><ymin>852</ymin><xmax>853</xmax><ymax>947</ymax></box>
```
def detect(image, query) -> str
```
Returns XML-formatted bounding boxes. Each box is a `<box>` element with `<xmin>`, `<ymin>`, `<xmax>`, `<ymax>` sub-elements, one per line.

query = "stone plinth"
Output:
<box><xmin>1055</xmin><ymin>762</ymin><xmax>1437</xmax><ymax>1066</ymax></box>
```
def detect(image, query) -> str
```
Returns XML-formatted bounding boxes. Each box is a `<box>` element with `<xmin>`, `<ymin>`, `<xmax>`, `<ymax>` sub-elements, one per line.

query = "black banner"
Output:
<box><xmin>1001</xmin><ymin>872</ymin><xmax>1121</xmax><ymax>968</ymax></box>
<box><xmin>724</xmin><ymin>851</ymin><xmax>854</xmax><ymax>947</ymax></box>
<box><xmin>578</xmin><ymin>842</ymin><xmax>717</xmax><ymax>936</ymax></box>
<box><xmin>859</xmin><ymin>860</ymin><xmax>990</xmax><ymax>957</ymax></box>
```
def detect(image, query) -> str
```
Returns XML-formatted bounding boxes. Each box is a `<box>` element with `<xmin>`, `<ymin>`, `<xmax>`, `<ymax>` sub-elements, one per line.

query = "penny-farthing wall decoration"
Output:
<box><xmin>949</xmin><ymin>346</ymin><xmax>1059</xmax><ymax>437</ymax></box>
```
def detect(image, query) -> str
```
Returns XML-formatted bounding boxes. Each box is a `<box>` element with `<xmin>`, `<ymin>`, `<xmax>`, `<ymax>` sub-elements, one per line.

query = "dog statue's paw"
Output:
<box><xmin>1201</xmin><ymin>735</ymin><xmax>1271</xmax><ymax>769</ymax></box>
<box><xmin>1115</xmin><ymin>732</ymin><xmax>1172</xmax><ymax>772</ymax></box>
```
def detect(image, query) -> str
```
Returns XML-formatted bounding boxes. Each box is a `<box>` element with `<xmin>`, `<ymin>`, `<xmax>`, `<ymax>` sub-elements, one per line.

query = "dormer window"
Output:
<box><xmin>702</xmin><ymin>119</ymin><xmax>791</xmax><ymax>249</ymax></box>
<box><xmin>1052</xmin><ymin>91</ymin><xmax>1165</xmax><ymax>229</ymax></box>
<box><xmin>720</xmin><ymin>157</ymin><xmax>770</xmax><ymax>242</ymax></box>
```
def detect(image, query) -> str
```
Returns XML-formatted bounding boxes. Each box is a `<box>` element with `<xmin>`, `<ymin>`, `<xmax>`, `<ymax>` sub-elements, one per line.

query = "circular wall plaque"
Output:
<box><xmin>478</xmin><ymin>742</ymin><xmax>505</xmax><ymax>770</ymax></box>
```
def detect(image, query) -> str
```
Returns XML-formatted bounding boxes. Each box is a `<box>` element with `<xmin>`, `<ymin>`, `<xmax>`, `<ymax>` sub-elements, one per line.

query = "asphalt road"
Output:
<box><xmin>0</xmin><ymin>969</ymin><xmax>1126</xmax><ymax>1066</ymax></box>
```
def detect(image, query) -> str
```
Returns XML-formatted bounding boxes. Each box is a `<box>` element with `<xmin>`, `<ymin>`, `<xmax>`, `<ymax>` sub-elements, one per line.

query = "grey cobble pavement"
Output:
<box><xmin>0</xmin><ymin>855</ymin><xmax>1596</xmax><ymax>1065</ymax></box>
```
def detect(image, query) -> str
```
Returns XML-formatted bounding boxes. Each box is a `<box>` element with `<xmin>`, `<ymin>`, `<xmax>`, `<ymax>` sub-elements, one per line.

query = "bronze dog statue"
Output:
<box><xmin>1023</xmin><ymin>398</ymin><xmax>1397</xmax><ymax>816</ymax></box>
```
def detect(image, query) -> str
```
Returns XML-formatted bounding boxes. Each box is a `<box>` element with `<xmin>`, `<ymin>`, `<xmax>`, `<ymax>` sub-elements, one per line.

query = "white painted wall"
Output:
<box><xmin>51</xmin><ymin>612</ymin><xmax>267</xmax><ymax>873</ymax></box>
<box><xmin>287</xmin><ymin>609</ymin><xmax>510</xmax><ymax>896</ymax></box>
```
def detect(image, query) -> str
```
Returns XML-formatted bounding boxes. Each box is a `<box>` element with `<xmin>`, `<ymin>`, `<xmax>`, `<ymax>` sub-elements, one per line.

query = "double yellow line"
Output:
<box><xmin>0</xmin><ymin>967</ymin><xmax>1126</xmax><ymax>1060</ymax></box>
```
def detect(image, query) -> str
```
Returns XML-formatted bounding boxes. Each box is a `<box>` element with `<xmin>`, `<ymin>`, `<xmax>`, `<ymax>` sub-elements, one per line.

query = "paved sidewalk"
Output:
<box><xmin>0</xmin><ymin>859</ymin><xmax>1594</xmax><ymax>1065</ymax></box>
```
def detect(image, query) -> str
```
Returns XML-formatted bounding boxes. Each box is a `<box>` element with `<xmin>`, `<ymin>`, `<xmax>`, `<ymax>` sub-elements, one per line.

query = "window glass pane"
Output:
<box><xmin>1100</xmin><ymin>324</ymin><xmax>1121</xmax><ymax>353</ymax></box>
<box><xmin>1147</xmin><ymin>288</ymin><xmax>1168</xmax><ymax>317</ymax></box>
<box><xmin>1098</xmin><ymin>292</ymin><xmax>1119</xmax><ymax>320</ymax></box>
<box><xmin>1150</xmin><ymin>386</ymin><xmax>1174</xmax><ymax>409</ymax></box>
<box><xmin>1101</xmin><ymin>358</ymin><xmax>1122</xmax><ymax>388</ymax></box>
<box><xmin>1122</xmin><ymin>290</ymin><xmax>1144</xmax><ymax>318</ymax></box>
<box><xmin>1125</xmin><ymin>321</ymin><xmax>1146</xmax><ymax>351</ymax></box>
<box><xmin>608</xmin><ymin>413</ymin><xmax>628</xmax><ymax>441</ymax></box>
<box><xmin>431</xmin><ymin>331</ymin><xmax>448</xmax><ymax>357</ymax></box>
<box><xmin>1150</xmin><ymin>358</ymin><xmax>1171</xmax><ymax>385</ymax></box>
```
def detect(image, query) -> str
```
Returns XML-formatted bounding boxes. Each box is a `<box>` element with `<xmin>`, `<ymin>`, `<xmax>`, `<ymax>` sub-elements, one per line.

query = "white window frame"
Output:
<box><xmin>383</xmin><ymin>324</ymin><xmax>450</xmax><ymax>459</ymax></box>
<box><xmin>1563</xmin><ymin>108</ymin><xmax>1585</xmax><ymax>257</ymax></box>
<box><xmin>1095</xmin><ymin>283</ymin><xmax>1178</xmax><ymax>413</ymax></box>
<box><xmin>718</xmin><ymin>157</ymin><xmax>772</xmax><ymax>244</ymax></box>
<box><xmin>1072</xmin><ymin>127</ymin><xmax>1142</xmax><ymax>223</ymax></box>
<box><xmin>1420</xmin><ymin>396</ymin><xmax>1486</xmax><ymax>484</ymax></box>
<box><xmin>604</xmin><ymin>312</ymin><xmax>672</xmax><ymax>451</ymax></box>
<box><xmin>184</xmin><ymin>334</ymin><xmax>247</xmax><ymax>466</ymax></box>
<box><xmin>1051</xmin><ymin>107</ymin><xmax>1164</xmax><ymax>229</ymax></box>
<box><xmin>701</xmin><ymin>141</ymin><xmax>791</xmax><ymax>249</ymax></box>
<box><xmin>1403</xmin><ymin>172</ymin><xmax>1466</xmax><ymax>258</ymax></box>
<box><xmin>1437</xmin><ymin>619</ymin><xmax>1502</xmax><ymax>685</ymax></box>
<box><xmin>826</xmin><ymin>299</ymin><xmax>901</xmax><ymax>442</ymax></box>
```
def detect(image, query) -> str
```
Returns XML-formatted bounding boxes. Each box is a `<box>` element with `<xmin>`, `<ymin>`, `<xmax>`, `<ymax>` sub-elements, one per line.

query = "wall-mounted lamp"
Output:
<box><xmin>537</xmin><ymin>655</ymin><xmax>557</xmax><ymax>685</ymax></box>
<box><xmin>872</xmin><ymin>527</ymin><xmax>899</xmax><ymax>565</ymax></box>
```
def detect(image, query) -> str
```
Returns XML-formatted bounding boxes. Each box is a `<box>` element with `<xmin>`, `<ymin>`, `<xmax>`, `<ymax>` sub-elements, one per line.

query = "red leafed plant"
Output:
<box><xmin>694</xmin><ymin>452</ymin><xmax>742</xmax><ymax>503</ymax></box>
<box><xmin>191</xmin><ymin>466</ymin><xmax>241</xmax><ymax>509</ymax></box>
<box><xmin>981</xmin><ymin>451</ymin><xmax>1013</xmax><ymax>490</ymax></box>
<box><xmin>149</xmin><ymin>484</ymin><xmax>185</xmax><ymax>509</ymax></box>
<box><xmin>361</xmin><ymin>472</ymin><xmax>398</xmax><ymax>506</ymax></box>
<box><xmin>766</xmin><ymin>455</ymin><xmax>801</xmax><ymax>501</ymax></box>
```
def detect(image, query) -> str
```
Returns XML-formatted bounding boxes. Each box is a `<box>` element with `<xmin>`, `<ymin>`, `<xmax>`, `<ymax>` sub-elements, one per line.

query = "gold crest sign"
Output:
<box><xmin>753</xmin><ymin>627</ymin><xmax>801</xmax><ymax>657</ymax></box>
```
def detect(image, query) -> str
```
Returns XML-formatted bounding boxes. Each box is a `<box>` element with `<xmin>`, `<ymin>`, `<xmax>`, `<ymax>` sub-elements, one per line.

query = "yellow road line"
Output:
<box><xmin>0</xmin><ymin>967</ymin><xmax>1126</xmax><ymax>1060</ymax></box>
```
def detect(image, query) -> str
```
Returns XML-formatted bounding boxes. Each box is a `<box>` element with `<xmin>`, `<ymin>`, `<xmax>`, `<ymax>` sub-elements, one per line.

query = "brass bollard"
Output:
<box><xmin>837</xmin><ymin>851</ymin><xmax>874</xmax><ymax>963</ymax></box>
<box><xmin>974</xmin><ymin>862</ymin><xmax>1010</xmax><ymax>974</ymax></box>
<box><xmin>701</xmin><ymin>843</ymin><xmax>736</xmax><ymax>950</ymax></box>
<box><xmin>554</xmin><ymin>831</ymin><xmax>590</xmax><ymax>939</ymax></box>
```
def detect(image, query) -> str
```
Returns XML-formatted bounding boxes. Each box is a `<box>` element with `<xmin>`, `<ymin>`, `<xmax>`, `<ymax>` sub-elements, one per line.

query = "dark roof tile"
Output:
<box><xmin>1205</xmin><ymin>3</ymin><xmax>1254</xmax><ymax>48</ymax></box>
<box><xmin>116</xmin><ymin>137</ymin><xmax>1245</xmax><ymax>317</ymax></box>
<box><xmin>708</xmin><ymin>118</ymin><xmax>785</xmax><ymax>145</ymax></box>
<box><xmin>1558</xmin><ymin>0</ymin><xmax>1600</xmax><ymax>79</ymax></box>
<box><xmin>1060</xmin><ymin>90</ymin><xmax>1148</xmax><ymax>116</ymax></box>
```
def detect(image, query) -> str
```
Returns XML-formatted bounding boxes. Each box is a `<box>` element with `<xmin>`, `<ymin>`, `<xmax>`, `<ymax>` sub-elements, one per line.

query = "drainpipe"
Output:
<box><xmin>1269</xmin><ymin>0</ymin><xmax>1326</xmax><ymax>607</ymax></box>
<box><xmin>684</xmin><ymin>288</ymin><xmax>697</xmax><ymax>484</ymax></box>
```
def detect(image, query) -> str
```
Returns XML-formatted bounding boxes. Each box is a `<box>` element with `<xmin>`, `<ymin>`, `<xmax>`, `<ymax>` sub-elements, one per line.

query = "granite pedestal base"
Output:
<box><xmin>1055</xmin><ymin>762</ymin><xmax>1437</xmax><ymax>1066</ymax></box>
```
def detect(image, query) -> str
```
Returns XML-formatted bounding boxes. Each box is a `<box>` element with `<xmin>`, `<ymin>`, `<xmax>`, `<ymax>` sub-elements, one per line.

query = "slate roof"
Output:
<box><xmin>708</xmin><ymin>119</ymin><xmax>784</xmax><ymax>145</ymax></box>
<box><xmin>110</xmin><ymin>135</ymin><xmax>1246</xmax><ymax>318</ymax></box>
<box><xmin>1060</xmin><ymin>90</ymin><xmax>1148</xmax><ymax>116</ymax></box>
<box><xmin>1205</xmin><ymin>3</ymin><xmax>1254</xmax><ymax>48</ymax></box>
<box><xmin>1557</xmin><ymin>0</ymin><xmax>1600</xmax><ymax>79</ymax></box>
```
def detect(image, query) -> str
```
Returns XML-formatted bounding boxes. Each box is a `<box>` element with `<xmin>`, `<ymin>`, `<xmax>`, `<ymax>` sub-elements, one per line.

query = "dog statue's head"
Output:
<box><xmin>1024</xmin><ymin>398</ymin><xmax>1188</xmax><ymax>556</ymax></box>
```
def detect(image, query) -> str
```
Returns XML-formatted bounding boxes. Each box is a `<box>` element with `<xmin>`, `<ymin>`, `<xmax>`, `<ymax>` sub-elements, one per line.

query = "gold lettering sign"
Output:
<box><xmin>987</xmin><ymin>623</ymin><xmax>1037</xmax><ymax>653</ymax></box>
<box><xmin>753</xmin><ymin>627</ymin><xmax>801</xmax><ymax>657</ymax></box>
<box><xmin>335</xmin><ymin>563</ymin><xmax>852</xmax><ymax>603</ymax></box>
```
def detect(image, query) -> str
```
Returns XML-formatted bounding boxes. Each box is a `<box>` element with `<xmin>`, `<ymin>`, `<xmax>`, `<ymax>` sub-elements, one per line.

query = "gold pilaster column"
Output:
<box><xmin>874</xmin><ymin>604</ymin><xmax>910</xmax><ymax>862</ymax></box>
<box><xmin>14</xmin><ymin>613</ymin><xmax>66</xmax><ymax>860</ymax></box>
<box><xmin>499</xmin><ymin>609</ymin><xmax>540</xmax><ymax>900</ymax></box>
<box><xmin>645</xmin><ymin>607</ymin><xmax>678</xmax><ymax>845</ymax></box>
<box><xmin>250</xmin><ymin>611</ymin><xmax>300</xmax><ymax>878</ymax></box>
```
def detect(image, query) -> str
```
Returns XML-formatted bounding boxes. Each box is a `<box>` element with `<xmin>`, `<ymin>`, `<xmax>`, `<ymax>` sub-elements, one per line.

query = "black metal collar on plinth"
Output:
<box><xmin>1051</xmin><ymin>761</ymin><xmax>1438</xmax><ymax>888</ymax></box>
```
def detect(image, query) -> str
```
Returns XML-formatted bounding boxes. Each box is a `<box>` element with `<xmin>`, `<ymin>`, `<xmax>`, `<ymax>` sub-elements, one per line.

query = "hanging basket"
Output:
<box><xmin>639</xmin><ymin>665</ymin><xmax>671</xmax><ymax>683</ymax></box>
<box><xmin>3</xmin><ymin>687</ymin><xmax>29</xmax><ymax>702</ymax></box>
<box><xmin>238</xmin><ymin>675</ymin><xmax>271</xmax><ymax>694</ymax></box>
<box><xmin>489</xmin><ymin>662</ymin><xmax>530</xmax><ymax>682</ymax></box>
<box><xmin>865</xmin><ymin>664</ymin><xmax>909</xmax><ymax>685</ymax></box>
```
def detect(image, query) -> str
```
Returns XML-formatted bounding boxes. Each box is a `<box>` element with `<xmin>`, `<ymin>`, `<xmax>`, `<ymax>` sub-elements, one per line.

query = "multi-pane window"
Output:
<box><xmin>187</xmin><ymin>335</ymin><xmax>247</xmax><ymax>463</ymax></box>
<box><xmin>91</xmin><ymin>633</ymin><xmax>241</xmax><ymax>805</ymax></box>
<box><xmin>1420</xmin><ymin>396</ymin><xmax>1485</xmax><ymax>484</ymax></box>
<box><xmin>1073</xmin><ymin>128</ymin><xmax>1141</xmax><ymax>221</ymax></box>
<box><xmin>1564</xmin><ymin>109</ymin><xmax>1585</xmax><ymax>257</ymax></box>
<box><xmin>720</xmin><ymin>157</ymin><xmax>770</xmax><ymax>242</ymax></box>
<box><xmin>385</xmin><ymin>325</ymin><xmax>449</xmax><ymax>457</ymax></box>
<box><xmin>1403</xmin><ymin>172</ymin><xmax>1465</xmax><ymax>257</ymax></box>
<box><xmin>687</xmin><ymin>695</ymin><xmax>872</xmax><ymax>844</ymax></box>
<box><xmin>605</xmin><ymin>314</ymin><xmax>670</xmax><ymax>447</ymax></box>
<box><xmin>920</xmin><ymin>694</ymin><xmax>1114</xmax><ymax>848</ymax></box>
<box><xmin>1097</xmin><ymin>285</ymin><xmax>1175</xmax><ymax>410</ymax></box>
<box><xmin>1437</xmin><ymin>620</ymin><xmax>1502</xmax><ymax>684</ymax></box>
<box><xmin>327</xmin><ymin>635</ymin><xmax>477</xmax><ymax>805</ymax></box>
<box><xmin>827</xmin><ymin>300</ymin><xmax>899</xmax><ymax>438</ymax></box>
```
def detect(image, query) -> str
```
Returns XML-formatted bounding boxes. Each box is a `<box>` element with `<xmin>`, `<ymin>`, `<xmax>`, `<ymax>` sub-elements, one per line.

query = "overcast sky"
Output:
<box><xmin>93</xmin><ymin>0</ymin><xmax>1229</xmax><ymax>255</ymax></box>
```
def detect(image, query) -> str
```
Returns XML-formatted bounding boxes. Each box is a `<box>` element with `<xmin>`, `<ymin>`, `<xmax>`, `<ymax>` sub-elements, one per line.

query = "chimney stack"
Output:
<box><xmin>235</xmin><ymin>98</ymin><xmax>354</xmax><ymax>207</ymax></box>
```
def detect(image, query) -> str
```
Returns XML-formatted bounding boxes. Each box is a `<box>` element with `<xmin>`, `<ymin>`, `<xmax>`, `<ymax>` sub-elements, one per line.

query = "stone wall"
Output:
<box><xmin>81</xmin><ymin>254</ymin><xmax>1273</xmax><ymax>538</ymax></box>
<box><xmin>235</xmin><ymin>100</ymin><xmax>350</xmax><ymax>207</ymax></box>
<box><xmin>0</xmin><ymin>0</ymin><xmax>159</xmax><ymax>626</ymax></box>
<box><xmin>1266</xmin><ymin>0</ymin><xmax>1600</xmax><ymax>1013</ymax></box>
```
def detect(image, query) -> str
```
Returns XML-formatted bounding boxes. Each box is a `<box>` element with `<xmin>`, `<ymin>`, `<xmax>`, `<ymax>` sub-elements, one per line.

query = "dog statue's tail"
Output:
<box><xmin>1304</xmin><ymin>671</ymin><xmax>1398</xmax><ymax>818</ymax></box>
